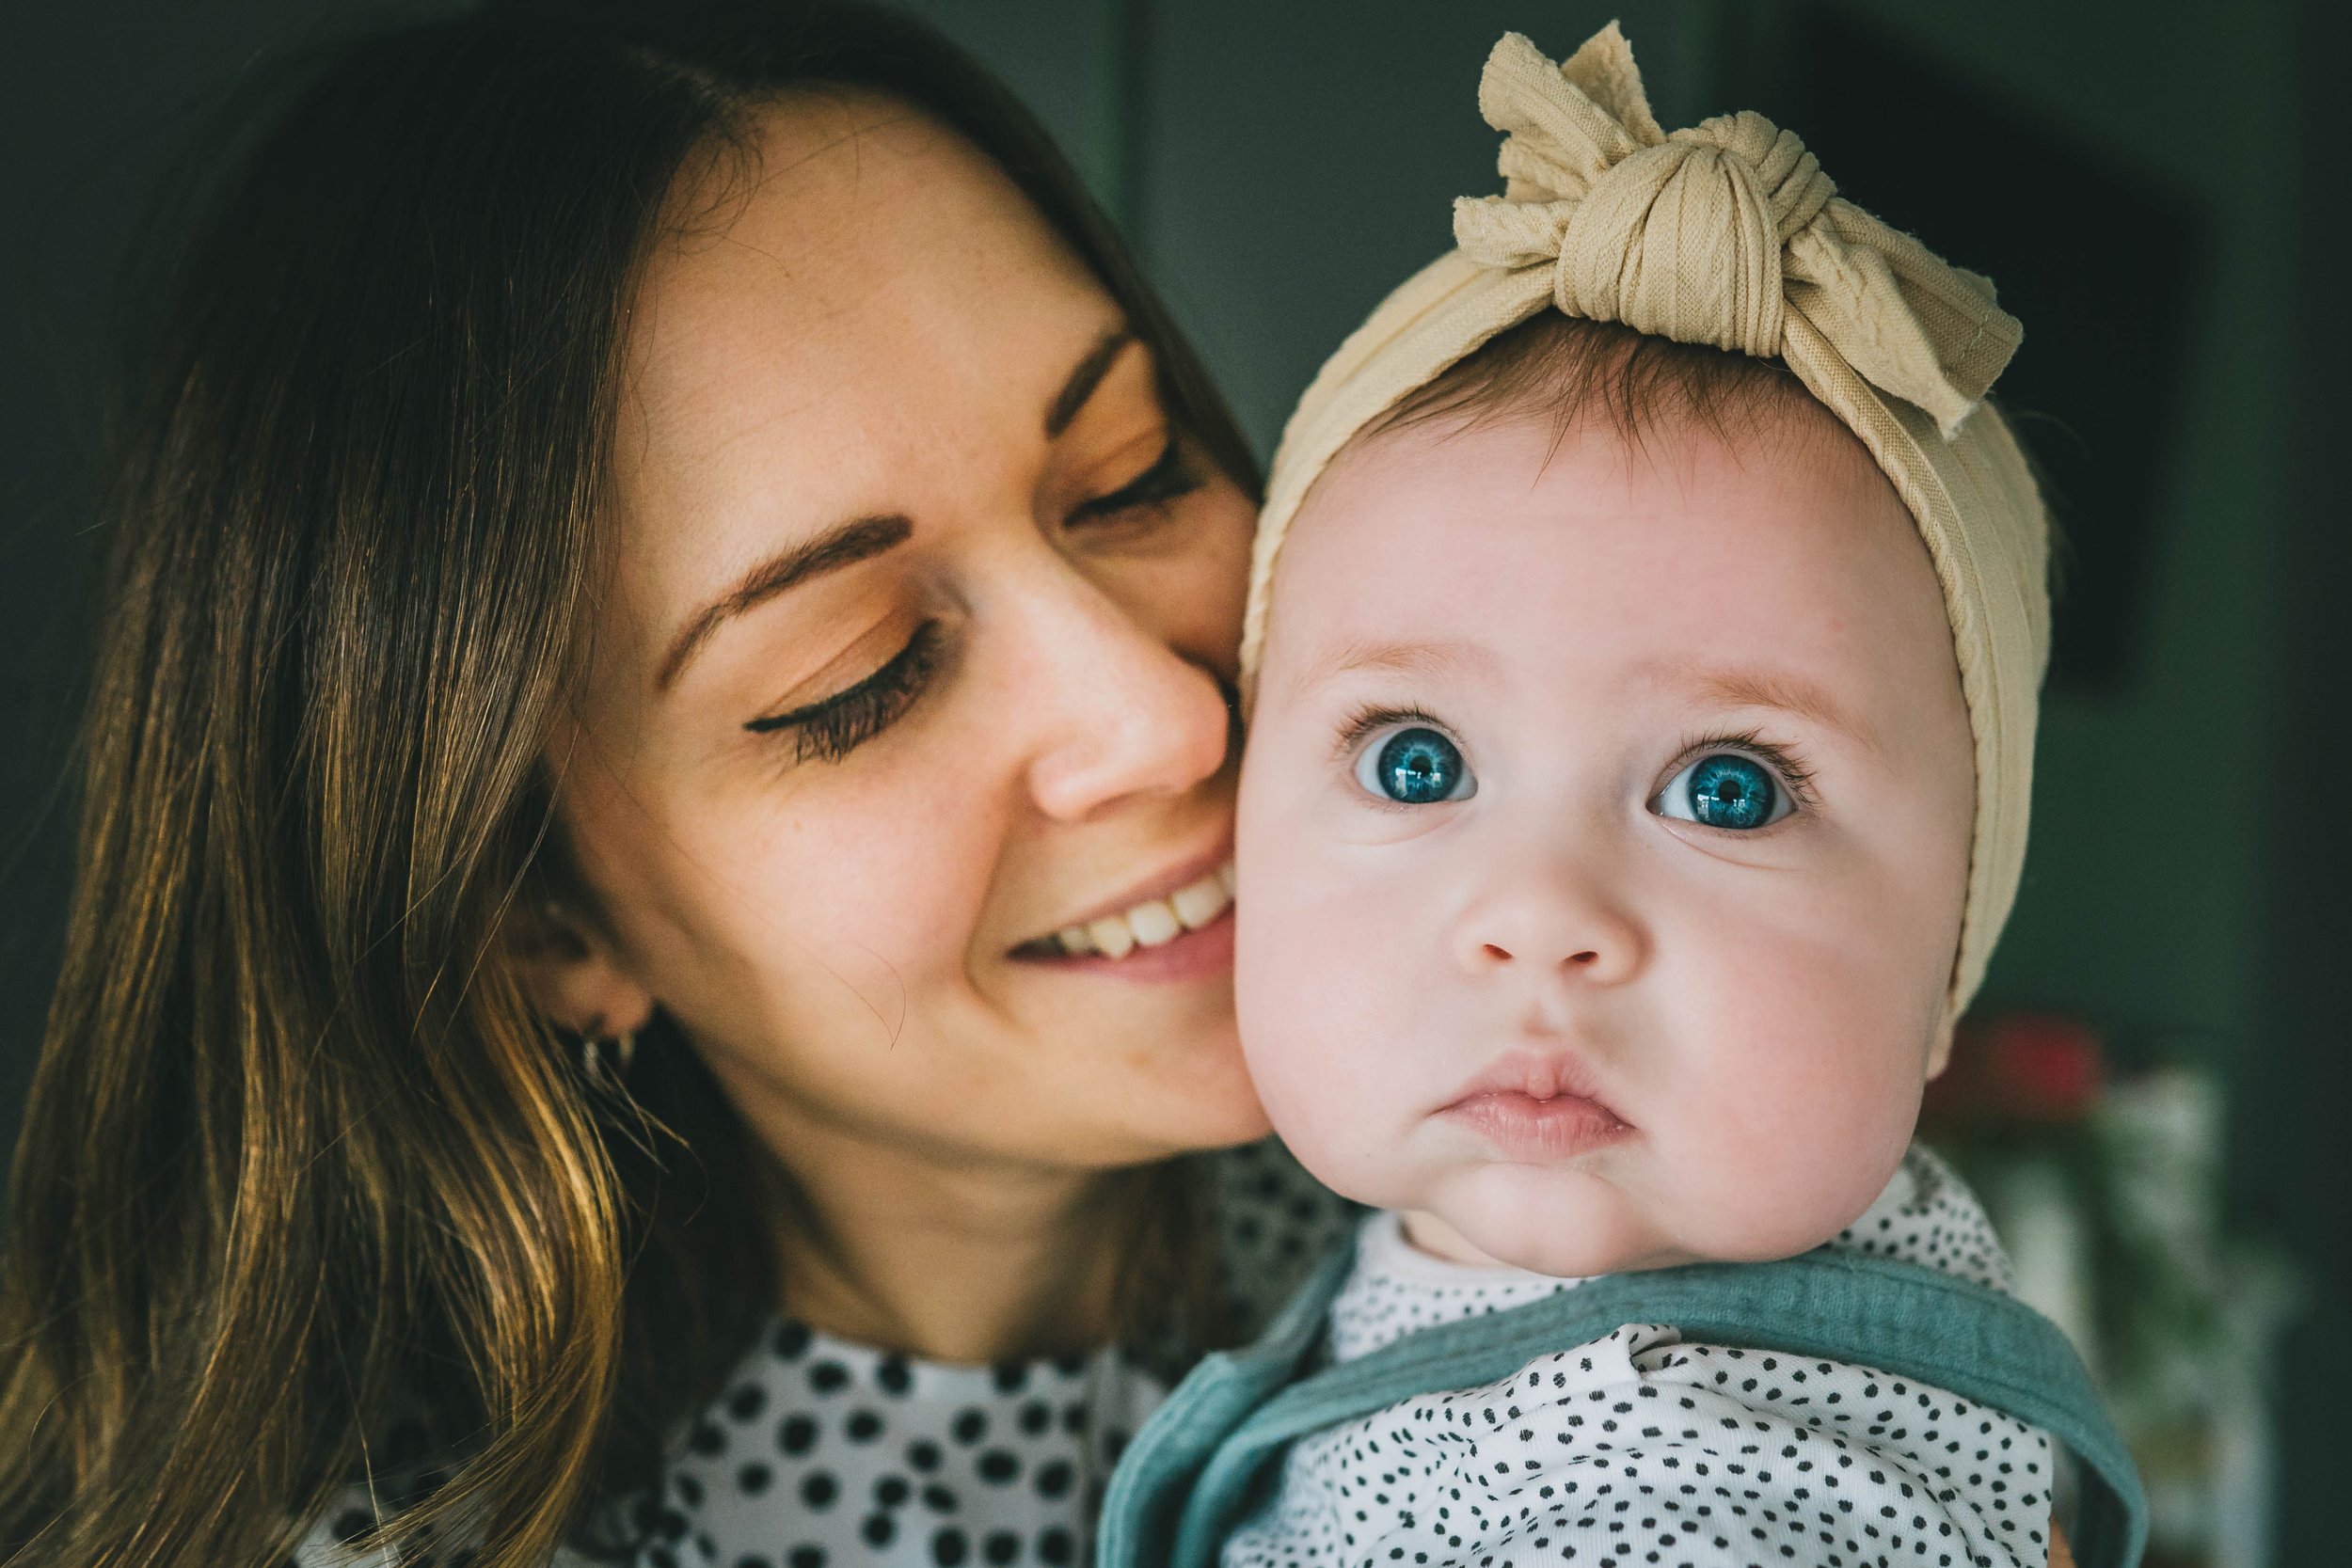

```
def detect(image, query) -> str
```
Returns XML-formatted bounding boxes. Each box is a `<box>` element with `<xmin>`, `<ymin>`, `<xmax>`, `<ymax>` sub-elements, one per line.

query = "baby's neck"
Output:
<box><xmin>1398</xmin><ymin>1208</ymin><xmax>1511</xmax><ymax>1267</ymax></box>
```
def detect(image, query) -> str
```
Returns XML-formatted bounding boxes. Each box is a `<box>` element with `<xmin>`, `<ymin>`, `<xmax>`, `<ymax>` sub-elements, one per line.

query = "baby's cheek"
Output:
<box><xmin>1235</xmin><ymin>884</ymin><xmax>1420</xmax><ymax>1205</ymax></box>
<box><xmin>1656</xmin><ymin>942</ymin><xmax>1928</xmax><ymax>1259</ymax></box>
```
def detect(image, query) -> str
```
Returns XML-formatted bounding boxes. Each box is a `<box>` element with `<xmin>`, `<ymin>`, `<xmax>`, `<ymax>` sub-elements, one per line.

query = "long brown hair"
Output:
<box><xmin>0</xmin><ymin>4</ymin><xmax>1257</xmax><ymax>1562</ymax></box>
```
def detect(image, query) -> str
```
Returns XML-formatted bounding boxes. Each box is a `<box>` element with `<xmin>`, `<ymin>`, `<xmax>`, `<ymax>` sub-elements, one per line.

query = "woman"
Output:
<box><xmin>0</xmin><ymin>3</ymin><xmax>1348</xmax><ymax>1564</ymax></box>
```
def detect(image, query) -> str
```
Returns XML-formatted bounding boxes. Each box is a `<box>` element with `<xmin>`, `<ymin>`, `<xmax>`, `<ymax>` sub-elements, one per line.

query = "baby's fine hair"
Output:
<box><xmin>1365</xmin><ymin>313</ymin><xmax>1846</xmax><ymax>460</ymax></box>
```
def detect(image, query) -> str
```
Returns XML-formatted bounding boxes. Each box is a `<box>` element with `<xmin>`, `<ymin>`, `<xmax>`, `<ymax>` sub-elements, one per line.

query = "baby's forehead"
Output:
<box><xmin>1296</xmin><ymin>395</ymin><xmax>1899</xmax><ymax>562</ymax></box>
<box><xmin>1334</xmin><ymin>367</ymin><xmax>1872</xmax><ymax>496</ymax></box>
<box><xmin>1266</xmin><ymin>316</ymin><xmax>1931</xmax><ymax>692</ymax></box>
<box><xmin>1269</xmin><ymin>409</ymin><xmax>1944</xmax><ymax>703</ymax></box>
<box><xmin>1341</xmin><ymin>311</ymin><xmax>1865</xmax><ymax>486</ymax></box>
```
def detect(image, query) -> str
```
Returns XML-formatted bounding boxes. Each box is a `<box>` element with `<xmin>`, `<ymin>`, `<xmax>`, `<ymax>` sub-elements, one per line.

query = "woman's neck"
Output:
<box><xmin>759</xmin><ymin>1111</ymin><xmax>1152</xmax><ymax>1366</ymax></box>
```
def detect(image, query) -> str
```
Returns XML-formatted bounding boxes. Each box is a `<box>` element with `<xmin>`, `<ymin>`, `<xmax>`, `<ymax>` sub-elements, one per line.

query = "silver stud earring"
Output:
<box><xmin>581</xmin><ymin>1028</ymin><xmax>637</xmax><ymax>1090</ymax></box>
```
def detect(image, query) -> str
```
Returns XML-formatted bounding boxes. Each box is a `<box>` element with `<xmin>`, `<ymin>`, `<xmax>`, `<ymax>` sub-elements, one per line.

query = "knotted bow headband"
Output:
<box><xmin>1241</xmin><ymin>24</ymin><xmax>2051</xmax><ymax>1018</ymax></box>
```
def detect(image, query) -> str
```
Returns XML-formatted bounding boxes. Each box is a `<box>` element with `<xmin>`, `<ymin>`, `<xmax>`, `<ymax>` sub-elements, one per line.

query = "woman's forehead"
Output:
<box><xmin>624</xmin><ymin>90</ymin><xmax>1112</xmax><ymax>446</ymax></box>
<box><xmin>607</xmin><ymin>91</ymin><xmax>1124</xmax><ymax>595</ymax></box>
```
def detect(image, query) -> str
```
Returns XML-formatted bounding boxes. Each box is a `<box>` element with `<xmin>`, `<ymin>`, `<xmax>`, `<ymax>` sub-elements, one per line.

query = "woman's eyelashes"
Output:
<box><xmin>1066</xmin><ymin>432</ymin><xmax>1204</xmax><ymax>527</ymax></box>
<box><xmin>1650</xmin><ymin>735</ymin><xmax>1814</xmax><ymax>832</ymax></box>
<box><xmin>1342</xmin><ymin>710</ymin><xmax>1477</xmax><ymax>806</ymax></box>
<box><xmin>733</xmin><ymin>437</ymin><xmax>1200</xmax><ymax>768</ymax></box>
<box><xmin>745</xmin><ymin>620</ymin><xmax>945</xmax><ymax>763</ymax></box>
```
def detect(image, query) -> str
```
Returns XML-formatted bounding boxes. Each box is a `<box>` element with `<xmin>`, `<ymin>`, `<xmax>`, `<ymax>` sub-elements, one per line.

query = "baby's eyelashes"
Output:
<box><xmin>1332</xmin><ymin>705</ymin><xmax>1478</xmax><ymax>808</ymax></box>
<box><xmin>1326</xmin><ymin>705</ymin><xmax>1819</xmax><ymax>832</ymax></box>
<box><xmin>1354</xmin><ymin>721</ymin><xmax>1476</xmax><ymax>805</ymax></box>
<box><xmin>1651</xmin><ymin>751</ymin><xmax>1793</xmax><ymax>830</ymax></box>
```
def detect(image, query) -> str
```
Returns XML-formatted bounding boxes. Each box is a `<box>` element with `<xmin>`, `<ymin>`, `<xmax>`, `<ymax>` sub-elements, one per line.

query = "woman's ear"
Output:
<box><xmin>505</xmin><ymin>898</ymin><xmax>657</xmax><ymax>1040</ymax></box>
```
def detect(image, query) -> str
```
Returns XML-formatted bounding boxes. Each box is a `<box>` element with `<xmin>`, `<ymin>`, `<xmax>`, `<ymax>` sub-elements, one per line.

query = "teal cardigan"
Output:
<box><xmin>1099</xmin><ymin>1242</ymin><xmax>2146</xmax><ymax>1568</ymax></box>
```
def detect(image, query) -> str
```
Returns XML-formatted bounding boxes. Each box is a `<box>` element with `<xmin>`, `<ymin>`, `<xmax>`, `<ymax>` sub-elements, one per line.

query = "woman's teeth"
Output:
<box><xmin>1053</xmin><ymin>863</ymin><xmax>1235</xmax><ymax>958</ymax></box>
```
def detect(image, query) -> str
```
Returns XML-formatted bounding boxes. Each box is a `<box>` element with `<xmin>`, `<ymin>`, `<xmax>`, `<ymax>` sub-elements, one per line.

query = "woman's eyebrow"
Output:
<box><xmin>1045</xmin><ymin>327</ymin><xmax>1137</xmax><ymax>437</ymax></box>
<box><xmin>656</xmin><ymin>513</ymin><xmax>914</xmax><ymax>692</ymax></box>
<box><xmin>655</xmin><ymin>331</ymin><xmax>1134</xmax><ymax>696</ymax></box>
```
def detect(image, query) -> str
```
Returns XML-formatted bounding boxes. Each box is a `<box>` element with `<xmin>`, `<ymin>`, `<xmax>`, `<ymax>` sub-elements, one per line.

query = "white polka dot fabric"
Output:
<box><xmin>291</xmin><ymin>1140</ymin><xmax>1356</xmax><ymax>1568</ymax></box>
<box><xmin>1226</xmin><ymin>1144</ymin><xmax>2053</xmax><ymax>1568</ymax></box>
<box><xmin>1326</xmin><ymin>1217</ymin><xmax>1589</xmax><ymax>1366</ymax></box>
<box><xmin>641</xmin><ymin>1328</ymin><xmax>1152</xmax><ymax>1568</ymax></box>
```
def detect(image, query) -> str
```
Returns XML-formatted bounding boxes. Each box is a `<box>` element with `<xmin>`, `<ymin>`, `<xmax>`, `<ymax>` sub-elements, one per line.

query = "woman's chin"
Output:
<box><xmin>1090</xmin><ymin>1033</ymin><xmax>1272</xmax><ymax>1163</ymax></box>
<box><xmin>1107</xmin><ymin>1039</ymin><xmax>1272</xmax><ymax>1160</ymax></box>
<box><xmin>1178</xmin><ymin>1086</ymin><xmax>1278</xmax><ymax>1152</ymax></box>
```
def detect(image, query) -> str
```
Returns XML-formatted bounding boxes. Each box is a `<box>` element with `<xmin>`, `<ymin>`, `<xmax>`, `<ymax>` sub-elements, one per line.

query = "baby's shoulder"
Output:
<box><xmin>1825</xmin><ymin>1140</ymin><xmax>2018</xmax><ymax>1294</ymax></box>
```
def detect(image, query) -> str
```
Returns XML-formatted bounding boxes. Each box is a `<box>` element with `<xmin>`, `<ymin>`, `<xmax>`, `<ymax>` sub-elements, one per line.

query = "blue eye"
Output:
<box><xmin>1356</xmin><ymin>725</ymin><xmax>1476</xmax><ymax>805</ymax></box>
<box><xmin>1655</xmin><ymin>752</ymin><xmax>1789</xmax><ymax>830</ymax></box>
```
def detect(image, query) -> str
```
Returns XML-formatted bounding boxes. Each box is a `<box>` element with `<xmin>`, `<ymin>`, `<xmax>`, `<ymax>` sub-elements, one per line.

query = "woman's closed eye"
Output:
<box><xmin>1066</xmin><ymin>432</ymin><xmax>1204</xmax><ymax>527</ymax></box>
<box><xmin>745</xmin><ymin>619</ymin><xmax>945</xmax><ymax>764</ymax></box>
<box><xmin>735</xmin><ymin>424</ymin><xmax>1203</xmax><ymax>766</ymax></box>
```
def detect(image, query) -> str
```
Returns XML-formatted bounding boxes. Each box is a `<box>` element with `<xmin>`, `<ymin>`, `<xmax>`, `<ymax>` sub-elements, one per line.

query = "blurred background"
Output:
<box><xmin>3</xmin><ymin>2</ymin><xmax>2344</xmax><ymax>1563</ymax></box>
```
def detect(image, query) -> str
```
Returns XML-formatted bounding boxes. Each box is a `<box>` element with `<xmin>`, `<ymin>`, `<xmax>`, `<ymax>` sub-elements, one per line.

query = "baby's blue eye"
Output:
<box><xmin>1655</xmin><ymin>752</ymin><xmax>1789</xmax><ymax>830</ymax></box>
<box><xmin>1356</xmin><ymin>725</ymin><xmax>1476</xmax><ymax>805</ymax></box>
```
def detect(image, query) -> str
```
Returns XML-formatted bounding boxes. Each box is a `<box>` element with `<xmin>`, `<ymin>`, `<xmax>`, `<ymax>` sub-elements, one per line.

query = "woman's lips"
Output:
<box><xmin>1008</xmin><ymin>898</ymin><xmax>1234</xmax><ymax>983</ymax></box>
<box><xmin>1010</xmin><ymin>847</ymin><xmax>1233</xmax><ymax>963</ymax></box>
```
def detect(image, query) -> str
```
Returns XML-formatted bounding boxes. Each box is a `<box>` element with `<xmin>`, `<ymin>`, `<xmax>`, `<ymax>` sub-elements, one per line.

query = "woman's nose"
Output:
<box><xmin>1015</xmin><ymin>574</ymin><xmax>1233</xmax><ymax>822</ymax></box>
<box><xmin>1450</xmin><ymin>847</ymin><xmax>1646</xmax><ymax>988</ymax></box>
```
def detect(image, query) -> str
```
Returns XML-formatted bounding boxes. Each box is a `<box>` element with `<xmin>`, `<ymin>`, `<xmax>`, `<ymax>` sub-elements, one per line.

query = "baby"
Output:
<box><xmin>1104</xmin><ymin>24</ymin><xmax>2142</xmax><ymax>1568</ymax></box>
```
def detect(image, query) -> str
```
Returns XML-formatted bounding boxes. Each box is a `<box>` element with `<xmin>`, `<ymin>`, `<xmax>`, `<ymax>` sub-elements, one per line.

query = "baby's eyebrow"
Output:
<box><xmin>1657</xmin><ymin>660</ymin><xmax>1883</xmax><ymax>753</ymax></box>
<box><xmin>1292</xmin><ymin>637</ymin><xmax>1498</xmax><ymax>692</ymax></box>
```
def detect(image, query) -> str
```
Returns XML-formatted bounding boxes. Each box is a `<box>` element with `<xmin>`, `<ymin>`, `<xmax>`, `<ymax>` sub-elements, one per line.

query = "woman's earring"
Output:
<box><xmin>581</xmin><ymin>1028</ymin><xmax>637</xmax><ymax>1091</ymax></box>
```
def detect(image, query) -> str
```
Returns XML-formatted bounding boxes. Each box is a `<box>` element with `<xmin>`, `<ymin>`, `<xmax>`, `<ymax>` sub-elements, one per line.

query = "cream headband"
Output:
<box><xmin>1240</xmin><ymin>24</ymin><xmax>2050</xmax><ymax>1017</ymax></box>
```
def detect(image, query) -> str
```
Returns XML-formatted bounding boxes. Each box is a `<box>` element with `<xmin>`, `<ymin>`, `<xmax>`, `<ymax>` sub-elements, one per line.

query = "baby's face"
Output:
<box><xmin>1236</xmin><ymin>406</ymin><xmax>1976</xmax><ymax>1275</ymax></box>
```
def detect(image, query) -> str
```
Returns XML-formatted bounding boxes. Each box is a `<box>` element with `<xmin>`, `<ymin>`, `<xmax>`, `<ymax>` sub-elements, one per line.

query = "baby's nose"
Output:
<box><xmin>1452</xmin><ymin>870</ymin><xmax>1645</xmax><ymax>986</ymax></box>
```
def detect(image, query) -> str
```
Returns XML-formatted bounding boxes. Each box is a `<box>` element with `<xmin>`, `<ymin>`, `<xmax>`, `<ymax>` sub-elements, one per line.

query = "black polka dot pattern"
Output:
<box><xmin>1325</xmin><ymin>1218</ymin><xmax>1589</xmax><ymax>1365</ymax></box>
<box><xmin>1228</xmin><ymin>1144</ymin><xmax>2054</xmax><ymax>1568</ymax></box>
<box><xmin>656</xmin><ymin>1336</ymin><xmax>1150</xmax><ymax>1568</ymax></box>
<box><xmin>1209</xmin><ymin>1139</ymin><xmax>1367</xmax><ymax>1341</ymax></box>
<box><xmin>287</xmin><ymin>1139</ymin><xmax>1354</xmax><ymax>1568</ymax></box>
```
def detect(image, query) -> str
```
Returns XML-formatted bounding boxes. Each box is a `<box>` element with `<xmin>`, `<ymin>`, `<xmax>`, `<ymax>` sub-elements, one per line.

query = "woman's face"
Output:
<box><xmin>547</xmin><ymin>92</ymin><xmax>1265</xmax><ymax>1171</ymax></box>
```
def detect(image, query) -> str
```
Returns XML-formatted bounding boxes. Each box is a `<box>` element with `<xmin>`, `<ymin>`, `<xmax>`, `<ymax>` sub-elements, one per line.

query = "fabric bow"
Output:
<box><xmin>1451</xmin><ymin>26</ymin><xmax>2019</xmax><ymax>436</ymax></box>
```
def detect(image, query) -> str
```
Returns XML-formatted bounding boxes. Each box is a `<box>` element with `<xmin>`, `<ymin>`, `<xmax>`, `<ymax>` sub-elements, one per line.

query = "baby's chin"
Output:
<box><xmin>1406</xmin><ymin>1207</ymin><xmax>1696</xmax><ymax>1276</ymax></box>
<box><xmin>1406</xmin><ymin>1159</ymin><xmax>1843</xmax><ymax>1278</ymax></box>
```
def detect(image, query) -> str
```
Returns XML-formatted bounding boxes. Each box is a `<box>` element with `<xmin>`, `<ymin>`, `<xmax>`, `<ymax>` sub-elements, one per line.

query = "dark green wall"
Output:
<box><xmin>1846</xmin><ymin>0</ymin><xmax>2289</xmax><ymax>1054</ymax></box>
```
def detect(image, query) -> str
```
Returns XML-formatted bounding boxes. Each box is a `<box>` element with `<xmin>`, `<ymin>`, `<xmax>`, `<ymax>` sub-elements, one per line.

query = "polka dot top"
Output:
<box><xmin>644</xmin><ymin>1322</ymin><xmax>1155</xmax><ymax>1568</ymax></box>
<box><xmin>292</xmin><ymin>1140</ymin><xmax>1357</xmax><ymax>1568</ymax></box>
<box><xmin>1225</xmin><ymin>1144</ymin><xmax>2055</xmax><ymax>1568</ymax></box>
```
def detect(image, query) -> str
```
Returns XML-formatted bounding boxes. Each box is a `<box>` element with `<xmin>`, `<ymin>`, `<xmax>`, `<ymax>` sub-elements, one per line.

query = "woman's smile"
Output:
<box><xmin>1011</xmin><ymin>847</ymin><xmax>1236</xmax><ymax>969</ymax></box>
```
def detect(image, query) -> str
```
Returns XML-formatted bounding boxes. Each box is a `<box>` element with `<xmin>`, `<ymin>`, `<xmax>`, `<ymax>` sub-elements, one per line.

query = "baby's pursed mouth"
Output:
<box><xmin>1442</xmin><ymin>1087</ymin><xmax>1635</xmax><ymax>1159</ymax></box>
<box><xmin>1442</xmin><ymin>1048</ymin><xmax>1629</xmax><ymax>1128</ymax></box>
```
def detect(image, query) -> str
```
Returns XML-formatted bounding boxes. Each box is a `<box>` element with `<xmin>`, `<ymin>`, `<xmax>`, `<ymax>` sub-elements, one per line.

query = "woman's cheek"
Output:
<box><xmin>664</xmin><ymin>762</ymin><xmax>986</xmax><ymax>1057</ymax></box>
